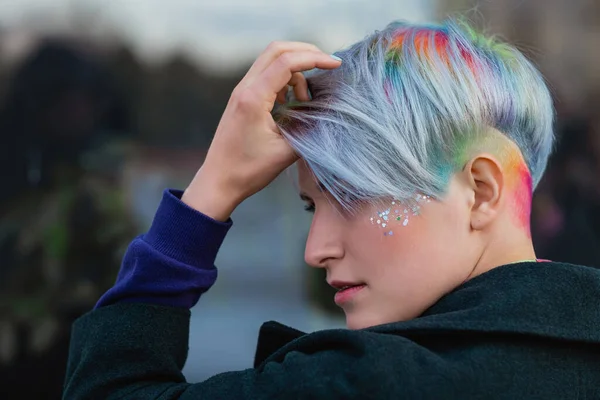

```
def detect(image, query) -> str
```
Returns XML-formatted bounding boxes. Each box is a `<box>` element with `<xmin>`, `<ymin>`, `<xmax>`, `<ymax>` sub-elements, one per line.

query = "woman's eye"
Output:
<box><xmin>304</xmin><ymin>203</ymin><xmax>315</xmax><ymax>213</ymax></box>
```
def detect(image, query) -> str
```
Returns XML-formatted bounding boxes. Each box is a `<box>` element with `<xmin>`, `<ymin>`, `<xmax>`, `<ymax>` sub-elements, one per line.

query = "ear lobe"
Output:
<box><xmin>465</xmin><ymin>155</ymin><xmax>503</xmax><ymax>231</ymax></box>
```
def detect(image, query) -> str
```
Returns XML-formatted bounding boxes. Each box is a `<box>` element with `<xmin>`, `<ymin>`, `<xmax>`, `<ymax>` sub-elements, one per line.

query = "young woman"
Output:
<box><xmin>64</xmin><ymin>19</ymin><xmax>600</xmax><ymax>399</ymax></box>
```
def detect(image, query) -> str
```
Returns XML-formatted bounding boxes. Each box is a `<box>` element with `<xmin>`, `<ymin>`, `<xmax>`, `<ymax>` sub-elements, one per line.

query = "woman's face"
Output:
<box><xmin>298</xmin><ymin>160</ymin><xmax>482</xmax><ymax>329</ymax></box>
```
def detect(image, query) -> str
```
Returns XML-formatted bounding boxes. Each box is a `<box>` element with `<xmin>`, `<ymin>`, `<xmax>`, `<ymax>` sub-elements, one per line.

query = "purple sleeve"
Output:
<box><xmin>95</xmin><ymin>189</ymin><xmax>232</xmax><ymax>309</ymax></box>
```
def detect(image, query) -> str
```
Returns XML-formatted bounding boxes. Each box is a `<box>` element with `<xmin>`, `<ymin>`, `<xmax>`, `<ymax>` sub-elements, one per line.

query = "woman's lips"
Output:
<box><xmin>333</xmin><ymin>284</ymin><xmax>366</xmax><ymax>305</ymax></box>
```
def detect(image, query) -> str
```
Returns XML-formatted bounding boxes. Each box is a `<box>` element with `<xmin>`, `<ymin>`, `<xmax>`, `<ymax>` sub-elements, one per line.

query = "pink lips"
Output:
<box><xmin>333</xmin><ymin>284</ymin><xmax>366</xmax><ymax>305</ymax></box>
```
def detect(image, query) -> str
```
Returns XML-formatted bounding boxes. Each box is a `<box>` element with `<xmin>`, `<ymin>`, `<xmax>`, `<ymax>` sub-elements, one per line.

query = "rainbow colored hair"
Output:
<box><xmin>276</xmin><ymin>19</ymin><xmax>554</xmax><ymax>229</ymax></box>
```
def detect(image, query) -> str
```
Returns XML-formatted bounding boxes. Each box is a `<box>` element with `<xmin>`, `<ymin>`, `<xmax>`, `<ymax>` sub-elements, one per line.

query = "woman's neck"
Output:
<box><xmin>468</xmin><ymin>223</ymin><xmax>537</xmax><ymax>280</ymax></box>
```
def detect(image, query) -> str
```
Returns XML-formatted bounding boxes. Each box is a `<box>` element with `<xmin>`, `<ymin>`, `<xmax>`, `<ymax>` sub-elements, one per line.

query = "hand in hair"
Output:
<box><xmin>182</xmin><ymin>42</ymin><xmax>342</xmax><ymax>221</ymax></box>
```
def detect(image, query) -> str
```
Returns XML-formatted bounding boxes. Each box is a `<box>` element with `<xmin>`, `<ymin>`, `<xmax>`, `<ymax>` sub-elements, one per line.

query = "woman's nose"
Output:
<box><xmin>304</xmin><ymin>219</ymin><xmax>344</xmax><ymax>268</ymax></box>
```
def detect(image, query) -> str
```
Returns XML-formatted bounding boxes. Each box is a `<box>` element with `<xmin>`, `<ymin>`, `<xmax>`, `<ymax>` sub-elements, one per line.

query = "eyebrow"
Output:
<box><xmin>299</xmin><ymin>193</ymin><xmax>312</xmax><ymax>202</ymax></box>
<box><xmin>299</xmin><ymin>181</ymin><xmax>328</xmax><ymax>202</ymax></box>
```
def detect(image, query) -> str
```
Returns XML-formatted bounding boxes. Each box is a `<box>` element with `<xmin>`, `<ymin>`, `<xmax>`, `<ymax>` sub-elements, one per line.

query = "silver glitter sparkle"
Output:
<box><xmin>370</xmin><ymin>194</ymin><xmax>431</xmax><ymax>235</ymax></box>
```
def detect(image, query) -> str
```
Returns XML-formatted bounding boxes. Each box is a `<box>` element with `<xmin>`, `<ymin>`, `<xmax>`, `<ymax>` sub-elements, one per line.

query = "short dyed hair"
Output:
<box><xmin>275</xmin><ymin>19</ymin><xmax>555</xmax><ymax>211</ymax></box>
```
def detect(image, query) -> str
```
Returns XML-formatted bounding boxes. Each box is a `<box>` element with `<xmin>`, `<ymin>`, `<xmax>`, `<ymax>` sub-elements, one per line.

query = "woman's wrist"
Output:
<box><xmin>182</xmin><ymin>167</ymin><xmax>243</xmax><ymax>222</ymax></box>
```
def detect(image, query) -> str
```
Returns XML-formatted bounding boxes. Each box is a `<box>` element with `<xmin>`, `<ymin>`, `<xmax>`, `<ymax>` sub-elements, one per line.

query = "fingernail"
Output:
<box><xmin>330</xmin><ymin>54</ymin><xmax>342</xmax><ymax>62</ymax></box>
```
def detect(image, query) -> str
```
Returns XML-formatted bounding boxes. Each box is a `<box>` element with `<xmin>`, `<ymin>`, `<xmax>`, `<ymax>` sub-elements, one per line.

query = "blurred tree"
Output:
<box><xmin>136</xmin><ymin>53</ymin><xmax>243</xmax><ymax>148</ymax></box>
<box><xmin>104</xmin><ymin>44</ymin><xmax>143</xmax><ymax>139</ymax></box>
<box><xmin>0</xmin><ymin>39</ymin><xmax>136</xmax><ymax>400</ymax></box>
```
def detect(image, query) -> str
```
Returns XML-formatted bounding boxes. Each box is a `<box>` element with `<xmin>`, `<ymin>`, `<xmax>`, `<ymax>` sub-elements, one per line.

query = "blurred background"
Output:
<box><xmin>0</xmin><ymin>0</ymin><xmax>598</xmax><ymax>398</ymax></box>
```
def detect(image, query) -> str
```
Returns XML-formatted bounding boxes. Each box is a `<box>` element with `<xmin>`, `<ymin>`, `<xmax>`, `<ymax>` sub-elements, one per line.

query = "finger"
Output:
<box><xmin>276</xmin><ymin>87</ymin><xmax>288</xmax><ymax>104</ymax></box>
<box><xmin>289</xmin><ymin>72</ymin><xmax>310</xmax><ymax>102</ymax></box>
<box><xmin>254</xmin><ymin>51</ymin><xmax>341</xmax><ymax>100</ymax></box>
<box><xmin>274</xmin><ymin>72</ymin><xmax>309</xmax><ymax>104</ymax></box>
<box><xmin>243</xmin><ymin>41</ymin><xmax>323</xmax><ymax>83</ymax></box>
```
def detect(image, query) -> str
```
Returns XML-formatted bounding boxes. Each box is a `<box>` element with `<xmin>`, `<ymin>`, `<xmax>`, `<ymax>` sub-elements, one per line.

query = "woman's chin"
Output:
<box><xmin>344</xmin><ymin>312</ymin><xmax>378</xmax><ymax>330</ymax></box>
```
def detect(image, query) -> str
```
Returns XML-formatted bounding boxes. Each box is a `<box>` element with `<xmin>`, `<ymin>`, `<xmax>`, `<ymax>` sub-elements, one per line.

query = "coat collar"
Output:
<box><xmin>254</xmin><ymin>261</ymin><xmax>600</xmax><ymax>366</ymax></box>
<box><xmin>253</xmin><ymin>321</ymin><xmax>306</xmax><ymax>368</ymax></box>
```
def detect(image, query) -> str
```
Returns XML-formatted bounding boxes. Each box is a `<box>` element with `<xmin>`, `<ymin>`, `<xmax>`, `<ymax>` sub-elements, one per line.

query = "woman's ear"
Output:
<box><xmin>463</xmin><ymin>154</ymin><xmax>504</xmax><ymax>231</ymax></box>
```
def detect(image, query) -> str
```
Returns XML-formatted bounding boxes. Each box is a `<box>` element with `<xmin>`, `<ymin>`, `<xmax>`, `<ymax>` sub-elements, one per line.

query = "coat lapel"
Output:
<box><xmin>253</xmin><ymin>321</ymin><xmax>306</xmax><ymax>367</ymax></box>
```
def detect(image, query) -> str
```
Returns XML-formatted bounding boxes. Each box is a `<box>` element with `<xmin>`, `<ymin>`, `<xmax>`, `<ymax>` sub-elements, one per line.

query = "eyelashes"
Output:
<box><xmin>304</xmin><ymin>203</ymin><xmax>315</xmax><ymax>213</ymax></box>
<box><xmin>303</xmin><ymin>190</ymin><xmax>357</xmax><ymax>214</ymax></box>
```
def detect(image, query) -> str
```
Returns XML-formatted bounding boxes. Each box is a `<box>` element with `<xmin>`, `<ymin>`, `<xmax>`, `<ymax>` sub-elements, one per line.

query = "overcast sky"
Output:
<box><xmin>0</xmin><ymin>0</ymin><xmax>434</xmax><ymax>71</ymax></box>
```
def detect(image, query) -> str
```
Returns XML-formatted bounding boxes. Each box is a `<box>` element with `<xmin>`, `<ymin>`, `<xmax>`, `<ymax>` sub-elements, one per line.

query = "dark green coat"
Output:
<box><xmin>64</xmin><ymin>262</ymin><xmax>600</xmax><ymax>399</ymax></box>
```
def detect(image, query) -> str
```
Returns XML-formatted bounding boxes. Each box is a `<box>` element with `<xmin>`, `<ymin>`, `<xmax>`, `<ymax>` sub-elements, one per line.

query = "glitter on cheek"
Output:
<box><xmin>370</xmin><ymin>194</ymin><xmax>430</xmax><ymax>235</ymax></box>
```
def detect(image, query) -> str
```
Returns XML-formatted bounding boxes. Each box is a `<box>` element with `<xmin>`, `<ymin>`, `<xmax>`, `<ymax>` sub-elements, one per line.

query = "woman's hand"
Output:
<box><xmin>182</xmin><ymin>42</ymin><xmax>342</xmax><ymax>221</ymax></box>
